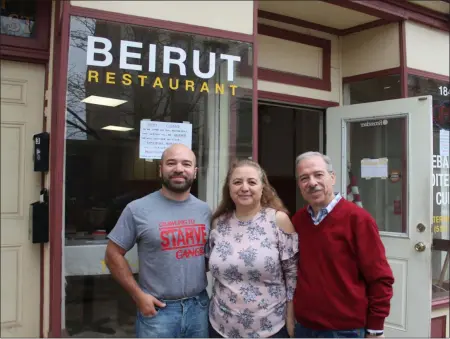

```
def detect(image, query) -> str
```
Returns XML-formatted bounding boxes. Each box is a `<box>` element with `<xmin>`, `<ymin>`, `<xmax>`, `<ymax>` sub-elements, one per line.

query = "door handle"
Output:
<box><xmin>414</xmin><ymin>242</ymin><xmax>426</xmax><ymax>252</ymax></box>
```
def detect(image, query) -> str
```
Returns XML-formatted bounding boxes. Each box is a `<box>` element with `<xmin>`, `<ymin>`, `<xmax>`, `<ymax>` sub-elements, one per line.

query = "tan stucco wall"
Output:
<box><xmin>405</xmin><ymin>21</ymin><xmax>449</xmax><ymax>76</ymax></box>
<box><xmin>342</xmin><ymin>23</ymin><xmax>400</xmax><ymax>77</ymax></box>
<box><xmin>71</xmin><ymin>1</ymin><xmax>254</xmax><ymax>35</ymax></box>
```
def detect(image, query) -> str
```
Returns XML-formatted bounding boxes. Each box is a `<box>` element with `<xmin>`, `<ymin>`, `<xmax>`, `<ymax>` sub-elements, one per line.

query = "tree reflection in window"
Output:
<box><xmin>66</xmin><ymin>16</ymin><xmax>246</xmax><ymax>142</ymax></box>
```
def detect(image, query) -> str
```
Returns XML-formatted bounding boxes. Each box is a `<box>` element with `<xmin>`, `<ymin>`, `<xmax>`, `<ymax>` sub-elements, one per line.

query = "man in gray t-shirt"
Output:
<box><xmin>105</xmin><ymin>144</ymin><xmax>212</xmax><ymax>338</ymax></box>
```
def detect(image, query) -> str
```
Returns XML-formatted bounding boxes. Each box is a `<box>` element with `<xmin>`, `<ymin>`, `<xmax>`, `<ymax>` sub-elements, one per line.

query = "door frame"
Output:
<box><xmin>256</xmin><ymin>91</ymin><xmax>338</xmax><ymax>213</ymax></box>
<box><xmin>257</xmin><ymin>99</ymin><xmax>326</xmax><ymax>214</ymax></box>
<box><xmin>256</xmin><ymin>90</ymin><xmax>338</xmax><ymax>163</ymax></box>
<box><xmin>257</xmin><ymin>98</ymin><xmax>328</xmax><ymax>157</ymax></box>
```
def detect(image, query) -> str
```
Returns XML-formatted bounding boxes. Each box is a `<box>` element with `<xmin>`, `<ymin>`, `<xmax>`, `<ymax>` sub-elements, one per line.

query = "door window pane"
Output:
<box><xmin>346</xmin><ymin>117</ymin><xmax>407</xmax><ymax>233</ymax></box>
<box><xmin>408</xmin><ymin>75</ymin><xmax>450</xmax><ymax>300</ymax></box>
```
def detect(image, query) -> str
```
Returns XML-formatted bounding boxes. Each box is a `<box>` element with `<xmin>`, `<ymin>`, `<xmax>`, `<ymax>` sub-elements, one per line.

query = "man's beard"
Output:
<box><xmin>161</xmin><ymin>174</ymin><xmax>194</xmax><ymax>193</ymax></box>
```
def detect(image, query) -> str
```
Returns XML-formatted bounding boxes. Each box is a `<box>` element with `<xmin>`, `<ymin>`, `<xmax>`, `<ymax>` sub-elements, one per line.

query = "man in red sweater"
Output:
<box><xmin>292</xmin><ymin>152</ymin><xmax>394</xmax><ymax>338</ymax></box>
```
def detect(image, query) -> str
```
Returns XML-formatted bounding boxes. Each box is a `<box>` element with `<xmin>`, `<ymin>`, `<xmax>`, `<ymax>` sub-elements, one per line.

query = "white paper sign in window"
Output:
<box><xmin>139</xmin><ymin>120</ymin><xmax>192</xmax><ymax>160</ymax></box>
<box><xmin>439</xmin><ymin>129</ymin><xmax>449</xmax><ymax>157</ymax></box>
<box><xmin>361</xmin><ymin>158</ymin><xmax>388</xmax><ymax>179</ymax></box>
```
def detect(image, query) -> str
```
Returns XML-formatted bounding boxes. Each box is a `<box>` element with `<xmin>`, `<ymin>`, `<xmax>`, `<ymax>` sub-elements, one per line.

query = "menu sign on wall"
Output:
<box><xmin>139</xmin><ymin>120</ymin><xmax>192</xmax><ymax>160</ymax></box>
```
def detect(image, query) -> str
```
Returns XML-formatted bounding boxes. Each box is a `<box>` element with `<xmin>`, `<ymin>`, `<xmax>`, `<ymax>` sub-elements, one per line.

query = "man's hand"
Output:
<box><xmin>136</xmin><ymin>292</ymin><xmax>166</xmax><ymax>317</ymax></box>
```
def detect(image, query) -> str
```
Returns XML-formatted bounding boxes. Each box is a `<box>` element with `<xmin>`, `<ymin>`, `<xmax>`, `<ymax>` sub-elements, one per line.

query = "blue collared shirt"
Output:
<box><xmin>307</xmin><ymin>193</ymin><xmax>342</xmax><ymax>225</ymax></box>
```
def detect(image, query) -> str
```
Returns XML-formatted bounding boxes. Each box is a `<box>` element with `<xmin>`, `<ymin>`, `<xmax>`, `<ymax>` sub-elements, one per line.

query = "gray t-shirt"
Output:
<box><xmin>107</xmin><ymin>190</ymin><xmax>212</xmax><ymax>299</ymax></box>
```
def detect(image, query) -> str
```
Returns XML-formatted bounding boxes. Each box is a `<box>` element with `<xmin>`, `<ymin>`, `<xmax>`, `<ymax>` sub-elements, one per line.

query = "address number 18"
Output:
<box><xmin>439</xmin><ymin>86</ymin><xmax>449</xmax><ymax>96</ymax></box>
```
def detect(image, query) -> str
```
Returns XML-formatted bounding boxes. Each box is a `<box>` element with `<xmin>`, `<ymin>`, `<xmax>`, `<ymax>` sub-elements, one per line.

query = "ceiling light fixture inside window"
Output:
<box><xmin>101</xmin><ymin>125</ymin><xmax>133</xmax><ymax>132</ymax></box>
<box><xmin>81</xmin><ymin>95</ymin><xmax>127</xmax><ymax>107</ymax></box>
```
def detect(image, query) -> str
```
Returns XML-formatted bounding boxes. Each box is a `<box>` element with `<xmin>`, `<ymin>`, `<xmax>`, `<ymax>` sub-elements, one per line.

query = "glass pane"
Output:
<box><xmin>64</xmin><ymin>15</ymin><xmax>253</xmax><ymax>337</ymax></box>
<box><xmin>346</xmin><ymin>117</ymin><xmax>407</xmax><ymax>233</ymax></box>
<box><xmin>1</xmin><ymin>0</ymin><xmax>36</xmax><ymax>38</ymax></box>
<box><xmin>346</xmin><ymin>75</ymin><xmax>401</xmax><ymax>105</ymax></box>
<box><xmin>408</xmin><ymin>74</ymin><xmax>450</xmax><ymax>300</ymax></box>
<box><xmin>65</xmin><ymin>275</ymin><xmax>136</xmax><ymax>337</ymax></box>
<box><xmin>235</xmin><ymin>98</ymin><xmax>253</xmax><ymax>159</ymax></box>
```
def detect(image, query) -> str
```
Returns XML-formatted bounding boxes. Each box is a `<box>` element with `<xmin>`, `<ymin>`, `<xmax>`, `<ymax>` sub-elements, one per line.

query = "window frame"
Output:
<box><xmin>407</xmin><ymin>72</ymin><xmax>450</xmax><ymax>303</ymax></box>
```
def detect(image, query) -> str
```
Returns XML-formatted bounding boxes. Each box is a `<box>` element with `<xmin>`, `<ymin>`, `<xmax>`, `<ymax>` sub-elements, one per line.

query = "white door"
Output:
<box><xmin>326</xmin><ymin>96</ymin><xmax>433</xmax><ymax>338</ymax></box>
<box><xmin>1</xmin><ymin>60</ymin><xmax>45</xmax><ymax>337</ymax></box>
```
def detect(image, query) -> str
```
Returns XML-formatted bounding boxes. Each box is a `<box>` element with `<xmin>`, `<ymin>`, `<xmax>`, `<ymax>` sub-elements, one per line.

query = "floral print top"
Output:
<box><xmin>206</xmin><ymin>208</ymin><xmax>299</xmax><ymax>338</ymax></box>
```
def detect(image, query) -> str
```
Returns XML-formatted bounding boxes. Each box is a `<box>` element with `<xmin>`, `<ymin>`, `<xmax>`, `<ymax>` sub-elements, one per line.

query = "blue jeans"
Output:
<box><xmin>136</xmin><ymin>290</ymin><xmax>209</xmax><ymax>338</ymax></box>
<box><xmin>294</xmin><ymin>322</ymin><xmax>365</xmax><ymax>338</ymax></box>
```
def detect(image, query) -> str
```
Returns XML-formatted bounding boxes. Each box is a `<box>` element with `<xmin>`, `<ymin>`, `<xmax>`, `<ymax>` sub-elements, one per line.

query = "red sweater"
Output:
<box><xmin>292</xmin><ymin>199</ymin><xmax>394</xmax><ymax>331</ymax></box>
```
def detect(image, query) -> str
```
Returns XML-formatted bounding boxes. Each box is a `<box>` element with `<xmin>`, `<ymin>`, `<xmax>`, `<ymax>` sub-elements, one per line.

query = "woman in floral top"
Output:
<box><xmin>206</xmin><ymin>160</ymin><xmax>299</xmax><ymax>338</ymax></box>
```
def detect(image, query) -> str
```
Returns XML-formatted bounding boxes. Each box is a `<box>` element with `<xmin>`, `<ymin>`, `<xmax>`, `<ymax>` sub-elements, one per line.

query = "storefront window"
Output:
<box><xmin>408</xmin><ymin>75</ymin><xmax>450</xmax><ymax>301</ymax></box>
<box><xmin>63</xmin><ymin>15</ymin><xmax>253</xmax><ymax>336</ymax></box>
<box><xmin>1</xmin><ymin>0</ymin><xmax>36</xmax><ymax>38</ymax></box>
<box><xmin>344</xmin><ymin>74</ymin><xmax>401</xmax><ymax>105</ymax></box>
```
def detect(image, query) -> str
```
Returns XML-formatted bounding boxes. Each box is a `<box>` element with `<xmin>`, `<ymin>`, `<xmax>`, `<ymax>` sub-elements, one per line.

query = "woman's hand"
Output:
<box><xmin>286</xmin><ymin>301</ymin><xmax>295</xmax><ymax>337</ymax></box>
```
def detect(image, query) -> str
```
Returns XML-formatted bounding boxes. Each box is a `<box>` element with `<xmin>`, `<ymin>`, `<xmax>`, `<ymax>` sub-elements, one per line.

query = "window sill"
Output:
<box><xmin>432</xmin><ymin>296</ymin><xmax>450</xmax><ymax>310</ymax></box>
